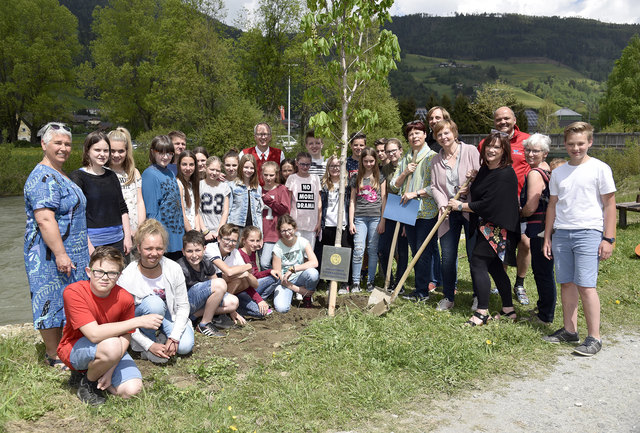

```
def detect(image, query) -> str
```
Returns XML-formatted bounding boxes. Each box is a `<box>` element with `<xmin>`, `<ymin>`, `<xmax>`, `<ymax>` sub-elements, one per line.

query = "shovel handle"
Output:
<box><xmin>389</xmin><ymin>175</ymin><xmax>474</xmax><ymax>303</ymax></box>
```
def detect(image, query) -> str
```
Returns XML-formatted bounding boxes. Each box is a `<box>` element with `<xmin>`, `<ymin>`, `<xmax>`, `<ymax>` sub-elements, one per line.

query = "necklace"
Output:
<box><xmin>444</xmin><ymin>143</ymin><xmax>459</xmax><ymax>161</ymax></box>
<box><xmin>139</xmin><ymin>261</ymin><xmax>160</xmax><ymax>270</ymax></box>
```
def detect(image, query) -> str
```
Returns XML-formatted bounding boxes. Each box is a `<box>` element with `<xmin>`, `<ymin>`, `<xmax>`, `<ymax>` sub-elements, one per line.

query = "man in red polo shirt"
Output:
<box><xmin>479</xmin><ymin>106</ymin><xmax>531</xmax><ymax>306</ymax></box>
<box><xmin>239</xmin><ymin>122</ymin><xmax>285</xmax><ymax>185</ymax></box>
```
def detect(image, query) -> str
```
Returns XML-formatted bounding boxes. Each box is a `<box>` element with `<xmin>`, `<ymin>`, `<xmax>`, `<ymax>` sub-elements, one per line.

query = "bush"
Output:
<box><xmin>592</xmin><ymin>139</ymin><xmax>640</xmax><ymax>184</ymax></box>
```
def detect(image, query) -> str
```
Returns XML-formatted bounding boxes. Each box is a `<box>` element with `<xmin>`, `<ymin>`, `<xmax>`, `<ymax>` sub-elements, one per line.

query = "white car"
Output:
<box><xmin>276</xmin><ymin>135</ymin><xmax>297</xmax><ymax>151</ymax></box>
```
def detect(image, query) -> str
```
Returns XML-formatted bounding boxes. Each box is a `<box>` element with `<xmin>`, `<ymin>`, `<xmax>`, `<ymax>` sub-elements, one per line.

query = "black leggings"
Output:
<box><xmin>470</xmin><ymin>234</ymin><xmax>513</xmax><ymax>311</ymax></box>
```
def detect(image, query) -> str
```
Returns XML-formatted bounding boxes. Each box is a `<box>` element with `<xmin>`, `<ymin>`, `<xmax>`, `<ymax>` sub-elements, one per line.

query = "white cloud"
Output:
<box><xmin>219</xmin><ymin>0</ymin><xmax>640</xmax><ymax>26</ymax></box>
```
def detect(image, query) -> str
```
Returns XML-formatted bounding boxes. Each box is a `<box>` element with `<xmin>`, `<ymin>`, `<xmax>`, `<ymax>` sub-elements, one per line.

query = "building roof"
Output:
<box><xmin>553</xmin><ymin>107</ymin><xmax>581</xmax><ymax>117</ymax></box>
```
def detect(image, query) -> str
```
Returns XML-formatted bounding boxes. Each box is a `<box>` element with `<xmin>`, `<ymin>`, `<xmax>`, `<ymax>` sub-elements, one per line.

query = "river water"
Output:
<box><xmin>1</xmin><ymin>196</ymin><xmax>32</xmax><ymax>325</ymax></box>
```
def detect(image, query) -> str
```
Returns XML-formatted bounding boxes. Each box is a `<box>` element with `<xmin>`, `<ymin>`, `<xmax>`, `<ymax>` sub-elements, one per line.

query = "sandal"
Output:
<box><xmin>495</xmin><ymin>308</ymin><xmax>517</xmax><ymax>321</ymax></box>
<box><xmin>45</xmin><ymin>353</ymin><xmax>69</xmax><ymax>371</ymax></box>
<box><xmin>465</xmin><ymin>311</ymin><xmax>491</xmax><ymax>327</ymax></box>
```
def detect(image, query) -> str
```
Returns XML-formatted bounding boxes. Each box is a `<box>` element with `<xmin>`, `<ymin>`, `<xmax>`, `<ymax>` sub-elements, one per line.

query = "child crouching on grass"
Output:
<box><xmin>236</xmin><ymin>226</ymin><xmax>278</xmax><ymax>318</ymax></box>
<box><xmin>57</xmin><ymin>246</ymin><xmax>163</xmax><ymax>406</ymax></box>
<box><xmin>177</xmin><ymin>230</ymin><xmax>240</xmax><ymax>337</ymax></box>
<box><xmin>204</xmin><ymin>223</ymin><xmax>262</xmax><ymax>326</ymax></box>
<box><xmin>542</xmin><ymin>122</ymin><xmax>616</xmax><ymax>356</ymax></box>
<box><xmin>271</xmin><ymin>214</ymin><xmax>319</xmax><ymax>313</ymax></box>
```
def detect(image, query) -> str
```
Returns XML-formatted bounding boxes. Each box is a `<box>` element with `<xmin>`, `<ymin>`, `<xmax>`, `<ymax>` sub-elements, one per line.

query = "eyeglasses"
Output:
<box><xmin>90</xmin><ymin>268</ymin><xmax>120</xmax><ymax>280</ymax></box>
<box><xmin>328</xmin><ymin>165</ymin><xmax>341</xmax><ymax>169</ymax></box>
<box><xmin>221</xmin><ymin>237</ymin><xmax>238</xmax><ymax>245</ymax></box>
<box><xmin>37</xmin><ymin>122</ymin><xmax>71</xmax><ymax>137</ymax></box>
<box><xmin>525</xmin><ymin>149</ymin><xmax>542</xmax><ymax>154</ymax></box>
<box><xmin>406</xmin><ymin>120</ymin><xmax>423</xmax><ymax>126</ymax></box>
<box><xmin>386</xmin><ymin>149</ymin><xmax>399</xmax><ymax>154</ymax></box>
<box><xmin>255</xmin><ymin>133</ymin><xmax>271</xmax><ymax>138</ymax></box>
<box><xmin>297</xmin><ymin>163</ymin><xmax>311</xmax><ymax>168</ymax></box>
<box><xmin>280</xmin><ymin>228</ymin><xmax>294</xmax><ymax>234</ymax></box>
<box><xmin>155</xmin><ymin>151</ymin><xmax>174</xmax><ymax>158</ymax></box>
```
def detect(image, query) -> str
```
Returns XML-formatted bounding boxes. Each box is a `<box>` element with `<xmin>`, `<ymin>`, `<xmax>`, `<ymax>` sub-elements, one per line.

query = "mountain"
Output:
<box><xmin>385</xmin><ymin>13</ymin><xmax>640</xmax><ymax>81</ymax></box>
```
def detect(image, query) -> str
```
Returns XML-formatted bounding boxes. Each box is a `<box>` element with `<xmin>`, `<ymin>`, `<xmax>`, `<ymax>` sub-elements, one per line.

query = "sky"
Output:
<box><xmin>222</xmin><ymin>0</ymin><xmax>640</xmax><ymax>28</ymax></box>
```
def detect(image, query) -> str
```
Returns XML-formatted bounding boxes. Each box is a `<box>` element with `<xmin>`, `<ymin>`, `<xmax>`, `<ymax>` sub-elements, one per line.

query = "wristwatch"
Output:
<box><xmin>602</xmin><ymin>236</ymin><xmax>615</xmax><ymax>244</ymax></box>
<box><xmin>457</xmin><ymin>203</ymin><xmax>463</xmax><ymax>211</ymax></box>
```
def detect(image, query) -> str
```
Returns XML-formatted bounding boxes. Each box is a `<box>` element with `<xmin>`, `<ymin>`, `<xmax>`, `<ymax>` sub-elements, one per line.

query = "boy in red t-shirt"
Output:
<box><xmin>57</xmin><ymin>246</ymin><xmax>163</xmax><ymax>406</ymax></box>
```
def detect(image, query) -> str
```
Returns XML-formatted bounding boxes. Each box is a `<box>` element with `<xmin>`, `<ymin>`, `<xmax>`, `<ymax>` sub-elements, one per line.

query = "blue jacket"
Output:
<box><xmin>228</xmin><ymin>181</ymin><xmax>263</xmax><ymax>230</ymax></box>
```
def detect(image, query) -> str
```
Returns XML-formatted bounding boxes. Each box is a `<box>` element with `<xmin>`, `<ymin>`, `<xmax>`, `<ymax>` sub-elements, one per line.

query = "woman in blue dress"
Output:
<box><xmin>24</xmin><ymin>122</ymin><xmax>90</xmax><ymax>368</ymax></box>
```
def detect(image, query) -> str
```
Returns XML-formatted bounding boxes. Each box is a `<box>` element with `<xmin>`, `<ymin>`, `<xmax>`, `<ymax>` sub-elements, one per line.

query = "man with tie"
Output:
<box><xmin>239</xmin><ymin>123</ymin><xmax>285</xmax><ymax>185</ymax></box>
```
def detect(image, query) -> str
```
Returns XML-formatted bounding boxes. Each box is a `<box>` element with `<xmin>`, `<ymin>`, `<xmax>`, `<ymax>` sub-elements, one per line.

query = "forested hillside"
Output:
<box><xmin>385</xmin><ymin>13</ymin><xmax>640</xmax><ymax>81</ymax></box>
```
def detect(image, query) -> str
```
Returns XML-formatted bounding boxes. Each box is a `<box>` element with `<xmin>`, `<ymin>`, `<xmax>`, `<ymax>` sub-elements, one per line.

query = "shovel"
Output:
<box><xmin>369</xmin><ymin>176</ymin><xmax>474</xmax><ymax>316</ymax></box>
<box><xmin>368</xmin><ymin>151</ymin><xmax>418</xmax><ymax>307</ymax></box>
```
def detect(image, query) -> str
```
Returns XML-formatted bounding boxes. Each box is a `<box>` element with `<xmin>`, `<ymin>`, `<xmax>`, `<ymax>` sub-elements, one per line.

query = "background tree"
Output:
<box><xmin>0</xmin><ymin>0</ymin><xmax>80</xmax><ymax>142</ymax></box>
<box><xmin>236</xmin><ymin>0</ymin><xmax>302</xmax><ymax>116</ymax></box>
<box><xmin>470</xmin><ymin>80</ymin><xmax>528</xmax><ymax>133</ymax></box>
<box><xmin>536</xmin><ymin>98</ymin><xmax>559</xmax><ymax>133</ymax></box>
<box><xmin>302</xmin><ymin>0</ymin><xmax>400</xmax><ymax>314</ymax></box>
<box><xmin>452</xmin><ymin>93</ymin><xmax>479</xmax><ymax>134</ymax></box>
<box><xmin>599</xmin><ymin>34</ymin><xmax>640</xmax><ymax>130</ymax></box>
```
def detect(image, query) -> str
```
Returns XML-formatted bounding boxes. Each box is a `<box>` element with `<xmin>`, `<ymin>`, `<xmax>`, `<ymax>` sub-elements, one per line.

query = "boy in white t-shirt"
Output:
<box><xmin>285</xmin><ymin>152</ymin><xmax>322</xmax><ymax>248</ymax></box>
<box><xmin>542</xmin><ymin>122</ymin><xmax>616</xmax><ymax>357</ymax></box>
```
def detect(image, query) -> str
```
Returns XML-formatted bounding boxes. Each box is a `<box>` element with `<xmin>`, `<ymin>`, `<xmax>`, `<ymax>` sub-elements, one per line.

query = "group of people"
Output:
<box><xmin>23</xmin><ymin>107</ymin><xmax>616</xmax><ymax>406</ymax></box>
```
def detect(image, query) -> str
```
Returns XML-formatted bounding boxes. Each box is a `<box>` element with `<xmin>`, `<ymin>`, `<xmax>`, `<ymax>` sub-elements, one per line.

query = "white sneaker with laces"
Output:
<box><xmin>436</xmin><ymin>298</ymin><xmax>454</xmax><ymax>311</ymax></box>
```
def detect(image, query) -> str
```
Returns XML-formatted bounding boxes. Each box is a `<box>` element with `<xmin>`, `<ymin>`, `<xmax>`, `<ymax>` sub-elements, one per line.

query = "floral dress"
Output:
<box><xmin>24</xmin><ymin>164</ymin><xmax>89</xmax><ymax>329</ymax></box>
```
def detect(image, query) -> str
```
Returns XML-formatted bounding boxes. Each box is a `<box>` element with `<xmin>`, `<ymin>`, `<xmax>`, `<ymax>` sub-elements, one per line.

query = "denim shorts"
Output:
<box><xmin>187</xmin><ymin>280</ymin><xmax>228</xmax><ymax>314</ymax></box>
<box><xmin>69</xmin><ymin>336</ymin><xmax>141</xmax><ymax>387</ymax></box>
<box><xmin>552</xmin><ymin>229</ymin><xmax>601</xmax><ymax>287</ymax></box>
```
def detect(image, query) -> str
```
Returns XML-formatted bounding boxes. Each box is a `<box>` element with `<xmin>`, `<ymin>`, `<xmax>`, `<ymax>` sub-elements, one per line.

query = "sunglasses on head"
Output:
<box><xmin>490</xmin><ymin>129</ymin><xmax>509</xmax><ymax>138</ymax></box>
<box><xmin>37</xmin><ymin>122</ymin><xmax>71</xmax><ymax>137</ymax></box>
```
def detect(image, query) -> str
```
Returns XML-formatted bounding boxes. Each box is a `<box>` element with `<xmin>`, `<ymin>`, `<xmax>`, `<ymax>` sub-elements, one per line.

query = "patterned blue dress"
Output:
<box><xmin>24</xmin><ymin>164</ymin><xmax>90</xmax><ymax>329</ymax></box>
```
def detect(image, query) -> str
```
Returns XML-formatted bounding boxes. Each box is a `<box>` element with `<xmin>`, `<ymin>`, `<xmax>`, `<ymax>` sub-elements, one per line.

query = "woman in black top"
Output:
<box><xmin>448</xmin><ymin>132</ymin><xmax>520</xmax><ymax>326</ymax></box>
<box><xmin>70</xmin><ymin>131</ymin><xmax>131</xmax><ymax>255</ymax></box>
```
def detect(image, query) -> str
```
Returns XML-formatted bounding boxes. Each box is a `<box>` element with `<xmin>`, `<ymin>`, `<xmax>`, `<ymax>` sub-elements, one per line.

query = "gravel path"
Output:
<box><xmin>338</xmin><ymin>332</ymin><xmax>640</xmax><ymax>433</ymax></box>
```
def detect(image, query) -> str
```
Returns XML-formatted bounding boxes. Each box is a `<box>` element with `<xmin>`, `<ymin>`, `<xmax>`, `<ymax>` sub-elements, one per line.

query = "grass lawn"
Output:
<box><xmin>2</xmin><ymin>151</ymin><xmax>638</xmax><ymax>432</ymax></box>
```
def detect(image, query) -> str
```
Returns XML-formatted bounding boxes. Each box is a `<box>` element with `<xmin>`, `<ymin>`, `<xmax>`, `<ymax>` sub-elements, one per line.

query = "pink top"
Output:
<box><xmin>430</xmin><ymin>141</ymin><xmax>481</xmax><ymax>237</ymax></box>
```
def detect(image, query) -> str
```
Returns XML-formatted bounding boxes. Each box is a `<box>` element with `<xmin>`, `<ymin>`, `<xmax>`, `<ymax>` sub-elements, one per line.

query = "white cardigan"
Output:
<box><xmin>118</xmin><ymin>257</ymin><xmax>191</xmax><ymax>350</ymax></box>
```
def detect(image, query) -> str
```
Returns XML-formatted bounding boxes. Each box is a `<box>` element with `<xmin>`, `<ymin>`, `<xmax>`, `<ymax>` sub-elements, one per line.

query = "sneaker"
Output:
<box><xmin>77</xmin><ymin>375</ymin><xmax>106</xmax><ymax>406</ymax></box>
<box><xmin>542</xmin><ymin>328</ymin><xmax>580</xmax><ymax>344</ymax></box>
<box><xmin>366</xmin><ymin>282</ymin><xmax>375</xmax><ymax>293</ymax></box>
<box><xmin>69</xmin><ymin>370</ymin><xmax>84</xmax><ymax>388</ymax></box>
<box><xmin>436</xmin><ymin>298</ymin><xmax>454</xmax><ymax>311</ymax></box>
<box><xmin>295</xmin><ymin>293</ymin><xmax>303</xmax><ymax>301</ymax></box>
<box><xmin>351</xmin><ymin>284</ymin><xmax>362</xmax><ymax>293</ymax></box>
<box><xmin>197</xmin><ymin>322</ymin><xmax>225</xmax><ymax>337</ymax></box>
<box><xmin>212</xmin><ymin>314</ymin><xmax>235</xmax><ymax>329</ymax></box>
<box><xmin>401</xmin><ymin>291</ymin><xmax>429</xmax><ymax>302</ymax></box>
<box><xmin>471</xmin><ymin>296</ymin><xmax>478</xmax><ymax>312</ymax></box>
<box><xmin>573</xmin><ymin>336</ymin><xmax>602</xmax><ymax>356</ymax></box>
<box><xmin>301</xmin><ymin>295</ymin><xmax>313</xmax><ymax>308</ymax></box>
<box><xmin>338</xmin><ymin>284</ymin><xmax>349</xmax><ymax>295</ymax></box>
<box><xmin>514</xmin><ymin>285</ymin><xmax>530</xmax><ymax>305</ymax></box>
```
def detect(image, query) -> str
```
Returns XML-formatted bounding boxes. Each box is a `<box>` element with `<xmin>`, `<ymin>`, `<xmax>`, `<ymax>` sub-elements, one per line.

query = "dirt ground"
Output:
<box><xmin>334</xmin><ymin>330</ymin><xmax>640</xmax><ymax>433</ymax></box>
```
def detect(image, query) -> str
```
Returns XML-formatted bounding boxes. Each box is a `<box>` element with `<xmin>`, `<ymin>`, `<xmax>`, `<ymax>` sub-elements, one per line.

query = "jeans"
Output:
<box><xmin>405</xmin><ymin>217</ymin><xmax>440</xmax><ymax>295</ymax></box>
<box><xmin>237</xmin><ymin>275</ymin><xmax>278</xmax><ymax>317</ymax></box>
<box><xmin>440</xmin><ymin>212</ymin><xmax>476</xmax><ymax>302</ymax></box>
<box><xmin>377</xmin><ymin>222</ymin><xmax>408</xmax><ymax>286</ymax></box>
<box><xmin>273</xmin><ymin>268</ymin><xmax>319</xmax><ymax>313</ymax></box>
<box><xmin>134</xmin><ymin>295</ymin><xmax>194</xmax><ymax>355</ymax></box>
<box><xmin>352</xmin><ymin>216</ymin><xmax>380</xmax><ymax>285</ymax></box>
<box><xmin>260</xmin><ymin>242</ymin><xmax>276</xmax><ymax>270</ymax></box>
<box><xmin>530</xmin><ymin>236</ymin><xmax>556</xmax><ymax>322</ymax></box>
